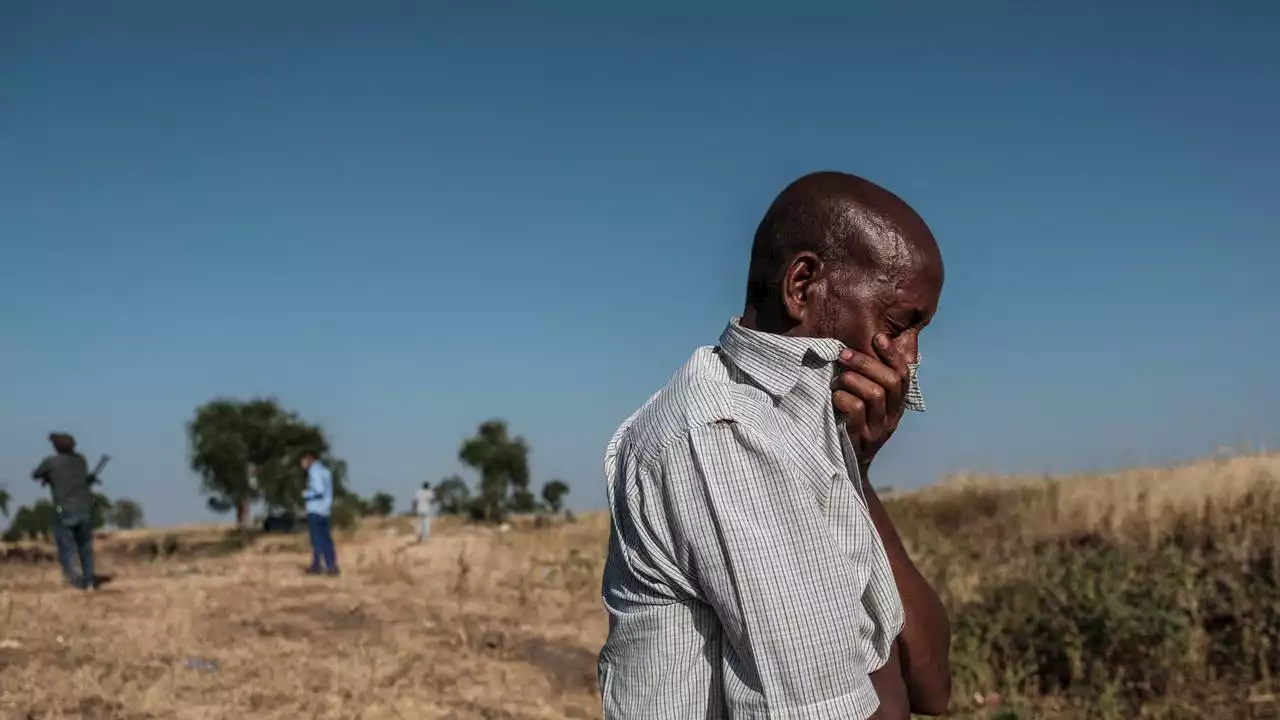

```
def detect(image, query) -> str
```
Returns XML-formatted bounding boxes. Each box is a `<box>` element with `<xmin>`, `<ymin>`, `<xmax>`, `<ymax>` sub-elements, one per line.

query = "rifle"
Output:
<box><xmin>87</xmin><ymin>454</ymin><xmax>111</xmax><ymax>486</ymax></box>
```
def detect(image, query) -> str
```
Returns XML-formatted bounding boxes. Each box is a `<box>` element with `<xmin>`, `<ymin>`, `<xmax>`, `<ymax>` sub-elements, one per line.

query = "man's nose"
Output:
<box><xmin>897</xmin><ymin>331</ymin><xmax>920</xmax><ymax>364</ymax></box>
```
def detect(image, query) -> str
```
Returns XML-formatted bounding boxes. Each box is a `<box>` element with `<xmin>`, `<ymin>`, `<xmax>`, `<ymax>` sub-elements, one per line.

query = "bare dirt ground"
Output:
<box><xmin>0</xmin><ymin>514</ymin><xmax>609</xmax><ymax>720</ymax></box>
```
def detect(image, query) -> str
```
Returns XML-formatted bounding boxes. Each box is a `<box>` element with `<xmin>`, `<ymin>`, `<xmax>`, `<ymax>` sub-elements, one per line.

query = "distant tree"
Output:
<box><xmin>89</xmin><ymin>493</ymin><xmax>112</xmax><ymax>530</ymax></box>
<box><xmin>4</xmin><ymin>500</ymin><xmax>54</xmax><ymax>541</ymax></box>
<box><xmin>541</xmin><ymin>479</ymin><xmax>570</xmax><ymax>514</ymax></box>
<box><xmin>3</xmin><ymin>507</ymin><xmax>32</xmax><ymax>542</ymax></box>
<box><xmin>433</xmin><ymin>475</ymin><xmax>471</xmax><ymax>515</ymax></box>
<box><xmin>368</xmin><ymin>492</ymin><xmax>395</xmax><ymax>517</ymax></box>
<box><xmin>2</xmin><ymin>491</ymin><xmax>114</xmax><ymax>541</ymax></box>
<box><xmin>187</xmin><ymin>397</ymin><xmax>345</xmax><ymax>527</ymax></box>
<box><xmin>458</xmin><ymin>420</ymin><xmax>530</xmax><ymax>523</ymax></box>
<box><xmin>262</xmin><ymin>455</ymin><xmax>349</xmax><ymax>516</ymax></box>
<box><xmin>330</xmin><ymin>492</ymin><xmax>367</xmax><ymax>531</ymax></box>
<box><xmin>108</xmin><ymin>498</ymin><xmax>145</xmax><ymax>529</ymax></box>
<box><xmin>510</xmin><ymin>488</ymin><xmax>540</xmax><ymax>514</ymax></box>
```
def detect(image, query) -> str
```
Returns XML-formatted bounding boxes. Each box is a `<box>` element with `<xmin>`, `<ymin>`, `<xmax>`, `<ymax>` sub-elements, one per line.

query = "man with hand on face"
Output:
<box><xmin>598</xmin><ymin>171</ymin><xmax>950</xmax><ymax>719</ymax></box>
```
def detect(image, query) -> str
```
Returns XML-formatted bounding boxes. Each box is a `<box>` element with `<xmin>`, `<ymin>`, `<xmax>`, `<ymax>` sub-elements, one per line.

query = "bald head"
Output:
<box><xmin>746</xmin><ymin>171</ymin><xmax>941</xmax><ymax>307</ymax></box>
<box><xmin>742</xmin><ymin>171</ymin><xmax>943</xmax><ymax>355</ymax></box>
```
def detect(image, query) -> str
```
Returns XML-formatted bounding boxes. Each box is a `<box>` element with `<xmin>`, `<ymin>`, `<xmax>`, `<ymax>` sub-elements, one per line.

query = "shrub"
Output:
<box><xmin>886</xmin><ymin>455</ymin><xmax>1280</xmax><ymax>718</ymax></box>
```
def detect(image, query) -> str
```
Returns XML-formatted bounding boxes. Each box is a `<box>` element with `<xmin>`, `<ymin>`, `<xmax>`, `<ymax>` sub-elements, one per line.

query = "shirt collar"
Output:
<box><xmin>717</xmin><ymin>317</ymin><xmax>845</xmax><ymax>399</ymax></box>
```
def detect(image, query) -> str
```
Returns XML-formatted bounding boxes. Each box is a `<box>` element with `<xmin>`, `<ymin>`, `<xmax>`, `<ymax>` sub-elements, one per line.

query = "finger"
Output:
<box><xmin>832</xmin><ymin>389</ymin><xmax>868</xmax><ymax>434</ymax></box>
<box><xmin>838</xmin><ymin>349</ymin><xmax>903</xmax><ymax>413</ymax></box>
<box><xmin>838</xmin><ymin>349</ymin><xmax>900</xmax><ymax>389</ymax></box>
<box><xmin>833</xmin><ymin>369</ymin><xmax>887</xmax><ymax>429</ymax></box>
<box><xmin>872</xmin><ymin>333</ymin><xmax>911</xmax><ymax>374</ymax></box>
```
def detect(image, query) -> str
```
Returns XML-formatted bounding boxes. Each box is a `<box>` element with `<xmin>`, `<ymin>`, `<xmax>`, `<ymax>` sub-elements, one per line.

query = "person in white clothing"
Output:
<box><xmin>412</xmin><ymin>481</ymin><xmax>435</xmax><ymax>544</ymax></box>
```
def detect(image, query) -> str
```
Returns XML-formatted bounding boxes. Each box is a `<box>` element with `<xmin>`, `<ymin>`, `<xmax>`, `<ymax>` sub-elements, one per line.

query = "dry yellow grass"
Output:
<box><xmin>0</xmin><ymin>514</ymin><xmax>610</xmax><ymax>719</ymax></box>
<box><xmin>915</xmin><ymin>451</ymin><xmax>1280</xmax><ymax>552</ymax></box>
<box><xmin>4</xmin><ymin>453</ymin><xmax>1279</xmax><ymax>719</ymax></box>
<box><xmin>932</xmin><ymin>451</ymin><xmax>1280</xmax><ymax>530</ymax></box>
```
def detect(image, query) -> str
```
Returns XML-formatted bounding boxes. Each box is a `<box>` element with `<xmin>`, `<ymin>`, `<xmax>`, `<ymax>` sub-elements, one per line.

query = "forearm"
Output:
<box><xmin>861</xmin><ymin>467</ymin><xmax>952</xmax><ymax>715</ymax></box>
<box><xmin>303</xmin><ymin>482</ymin><xmax>322</xmax><ymax>501</ymax></box>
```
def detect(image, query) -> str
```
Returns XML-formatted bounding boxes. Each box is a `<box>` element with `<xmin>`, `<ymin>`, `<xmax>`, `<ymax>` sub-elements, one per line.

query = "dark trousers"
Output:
<box><xmin>306</xmin><ymin>512</ymin><xmax>338</xmax><ymax>572</ymax></box>
<box><xmin>53</xmin><ymin>514</ymin><xmax>95</xmax><ymax>588</ymax></box>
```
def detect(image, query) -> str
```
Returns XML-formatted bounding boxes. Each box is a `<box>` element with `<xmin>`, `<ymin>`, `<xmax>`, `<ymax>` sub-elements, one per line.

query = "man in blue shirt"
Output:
<box><xmin>300</xmin><ymin>450</ymin><xmax>338</xmax><ymax>576</ymax></box>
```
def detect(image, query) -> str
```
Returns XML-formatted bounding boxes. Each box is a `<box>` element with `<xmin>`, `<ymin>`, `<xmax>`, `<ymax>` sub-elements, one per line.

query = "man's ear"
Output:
<box><xmin>780</xmin><ymin>252</ymin><xmax>825</xmax><ymax>326</ymax></box>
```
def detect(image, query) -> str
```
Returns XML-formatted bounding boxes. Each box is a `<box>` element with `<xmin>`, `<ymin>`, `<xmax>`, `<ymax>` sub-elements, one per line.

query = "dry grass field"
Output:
<box><xmin>0</xmin><ymin>515</ymin><xmax>607</xmax><ymax>719</ymax></box>
<box><xmin>3</xmin><ymin>452</ymin><xmax>1280</xmax><ymax>719</ymax></box>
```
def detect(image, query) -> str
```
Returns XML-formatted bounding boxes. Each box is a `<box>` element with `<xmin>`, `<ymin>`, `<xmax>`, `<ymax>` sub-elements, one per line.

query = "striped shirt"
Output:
<box><xmin>599</xmin><ymin>318</ymin><xmax>914</xmax><ymax>719</ymax></box>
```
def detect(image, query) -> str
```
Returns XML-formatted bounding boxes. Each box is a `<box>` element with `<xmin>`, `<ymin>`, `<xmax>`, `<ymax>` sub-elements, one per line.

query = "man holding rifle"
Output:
<box><xmin>32</xmin><ymin>432</ymin><xmax>106</xmax><ymax>590</ymax></box>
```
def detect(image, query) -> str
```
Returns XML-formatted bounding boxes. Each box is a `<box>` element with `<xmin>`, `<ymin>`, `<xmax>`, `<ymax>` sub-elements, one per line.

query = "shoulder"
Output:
<box><xmin>608</xmin><ymin>346</ymin><xmax>779</xmax><ymax>475</ymax></box>
<box><xmin>608</xmin><ymin>348</ymin><xmax>725</xmax><ymax>468</ymax></box>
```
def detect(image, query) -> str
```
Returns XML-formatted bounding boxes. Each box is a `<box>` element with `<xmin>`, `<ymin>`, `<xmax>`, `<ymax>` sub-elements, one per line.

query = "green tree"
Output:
<box><xmin>4</xmin><ymin>506</ymin><xmax>33</xmax><ymax>542</ymax></box>
<box><xmin>330</xmin><ymin>493</ymin><xmax>365</xmax><ymax>531</ymax></box>
<box><xmin>433</xmin><ymin>475</ymin><xmax>471</xmax><ymax>515</ymax></box>
<box><xmin>3</xmin><ymin>493</ymin><xmax>114</xmax><ymax>541</ymax></box>
<box><xmin>510</xmin><ymin>488</ymin><xmax>540</xmax><ymax>514</ymax></box>
<box><xmin>187</xmin><ymin>397</ymin><xmax>344</xmax><ymax>527</ymax></box>
<box><xmin>368</xmin><ymin>491</ymin><xmax>395</xmax><ymax>517</ymax></box>
<box><xmin>108</xmin><ymin>498</ymin><xmax>145</xmax><ymax>529</ymax></box>
<box><xmin>541</xmin><ymin>479</ymin><xmax>570</xmax><ymax>514</ymax></box>
<box><xmin>4</xmin><ymin>500</ymin><xmax>54</xmax><ymax>541</ymax></box>
<box><xmin>90</xmin><ymin>493</ymin><xmax>112</xmax><ymax>530</ymax></box>
<box><xmin>458</xmin><ymin>420</ymin><xmax>530</xmax><ymax>523</ymax></box>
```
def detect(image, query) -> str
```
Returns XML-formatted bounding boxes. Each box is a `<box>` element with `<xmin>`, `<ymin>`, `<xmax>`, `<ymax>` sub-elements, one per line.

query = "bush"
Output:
<box><xmin>952</xmin><ymin>536</ymin><xmax>1193</xmax><ymax>708</ymax></box>
<box><xmin>261</xmin><ymin>510</ymin><xmax>299</xmax><ymax>533</ymax></box>
<box><xmin>885</xmin><ymin>457</ymin><xmax>1280</xmax><ymax>718</ymax></box>
<box><xmin>216</xmin><ymin>528</ymin><xmax>257</xmax><ymax>554</ymax></box>
<box><xmin>368</xmin><ymin>492</ymin><xmax>395</xmax><ymax>517</ymax></box>
<box><xmin>330</xmin><ymin>494</ymin><xmax>364</xmax><ymax>531</ymax></box>
<box><xmin>108</xmin><ymin>498</ymin><xmax>145</xmax><ymax>529</ymax></box>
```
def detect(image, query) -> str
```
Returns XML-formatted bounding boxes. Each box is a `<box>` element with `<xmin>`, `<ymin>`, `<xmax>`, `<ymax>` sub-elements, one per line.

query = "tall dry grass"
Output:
<box><xmin>891</xmin><ymin>452</ymin><xmax>1280</xmax><ymax>719</ymax></box>
<box><xmin>1</xmin><ymin>454</ymin><xmax>1278</xmax><ymax>718</ymax></box>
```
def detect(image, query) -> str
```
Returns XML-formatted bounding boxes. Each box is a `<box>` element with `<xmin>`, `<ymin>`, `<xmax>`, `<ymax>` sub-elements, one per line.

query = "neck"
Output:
<box><xmin>741</xmin><ymin>303</ymin><xmax>801</xmax><ymax>336</ymax></box>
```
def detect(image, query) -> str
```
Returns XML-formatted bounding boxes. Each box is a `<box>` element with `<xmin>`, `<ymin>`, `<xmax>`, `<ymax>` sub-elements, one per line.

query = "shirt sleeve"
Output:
<box><xmin>32</xmin><ymin>457</ymin><xmax>51</xmax><ymax>480</ymax></box>
<box><xmin>303</xmin><ymin>465</ymin><xmax>328</xmax><ymax>501</ymax></box>
<box><xmin>599</xmin><ymin>438</ymin><xmax>724</xmax><ymax>720</ymax></box>
<box><xmin>660</xmin><ymin>420</ymin><xmax>885</xmax><ymax>718</ymax></box>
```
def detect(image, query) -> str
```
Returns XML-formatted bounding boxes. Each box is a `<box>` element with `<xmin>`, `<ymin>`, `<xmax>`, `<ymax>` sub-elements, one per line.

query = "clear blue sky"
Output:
<box><xmin>2</xmin><ymin>2</ymin><xmax>1277</xmax><ymax>525</ymax></box>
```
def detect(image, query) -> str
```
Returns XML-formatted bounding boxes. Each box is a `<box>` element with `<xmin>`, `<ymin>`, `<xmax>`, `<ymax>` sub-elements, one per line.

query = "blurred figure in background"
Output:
<box><xmin>413</xmin><ymin>481</ymin><xmax>435</xmax><ymax>544</ymax></box>
<box><xmin>299</xmin><ymin>450</ymin><xmax>338</xmax><ymax>576</ymax></box>
<box><xmin>31</xmin><ymin>432</ymin><xmax>96</xmax><ymax>590</ymax></box>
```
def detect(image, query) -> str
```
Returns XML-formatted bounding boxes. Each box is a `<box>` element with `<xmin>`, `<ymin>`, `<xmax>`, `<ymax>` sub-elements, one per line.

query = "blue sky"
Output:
<box><xmin>2</xmin><ymin>2</ymin><xmax>1277</xmax><ymax>525</ymax></box>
